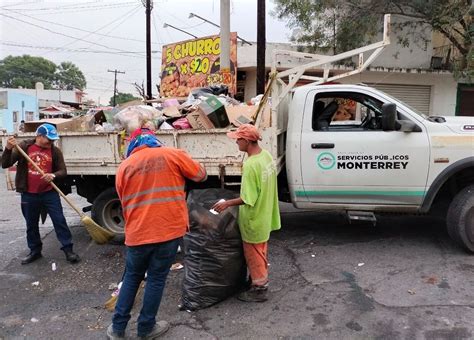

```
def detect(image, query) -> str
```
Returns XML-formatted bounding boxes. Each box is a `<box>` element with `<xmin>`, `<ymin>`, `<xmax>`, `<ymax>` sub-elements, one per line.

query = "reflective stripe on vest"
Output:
<box><xmin>122</xmin><ymin>185</ymin><xmax>185</xmax><ymax>203</ymax></box>
<box><xmin>123</xmin><ymin>193</ymin><xmax>185</xmax><ymax>211</ymax></box>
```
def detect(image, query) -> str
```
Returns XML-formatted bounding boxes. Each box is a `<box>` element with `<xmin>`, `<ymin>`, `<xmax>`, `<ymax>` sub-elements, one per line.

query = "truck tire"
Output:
<box><xmin>446</xmin><ymin>185</ymin><xmax>474</xmax><ymax>253</ymax></box>
<box><xmin>91</xmin><ymin>188</ymin><xmax>124</xmax><ymax>235</ymax></box>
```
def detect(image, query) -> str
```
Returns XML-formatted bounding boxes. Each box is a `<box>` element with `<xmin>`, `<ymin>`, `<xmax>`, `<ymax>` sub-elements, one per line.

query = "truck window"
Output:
<box><xmin>312</xmin><ymin>92</ymin><xmax>383</xmax><ymax>131</ymax></box>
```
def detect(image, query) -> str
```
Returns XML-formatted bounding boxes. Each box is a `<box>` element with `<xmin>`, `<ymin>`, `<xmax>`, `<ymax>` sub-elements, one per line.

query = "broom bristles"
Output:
<box><xmin>104</xmin><ymin>281</ymin><xmax>144</xmax><ymax>312</ymax></box>
<box><xmin>81</xmin><ymin>215</ymin><xmax>115</xmax><ymax>244</ymax></box>
<box><xmin>104</xmin><ymin>295</ymin><xmax>118</xmax><ymax>312</ymax></box>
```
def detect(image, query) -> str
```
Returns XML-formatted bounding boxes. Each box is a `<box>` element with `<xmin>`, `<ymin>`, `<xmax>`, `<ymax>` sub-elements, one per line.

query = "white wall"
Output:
<box><xmin>244</xmin><ymin>69</ymin><xmax>257</xmax><ymax>102</ymax></box>
<box><xmin>342</xmin><ymin>71</ymin><xmax>457</xmax><ymax>116</ymax></box>
<box><xmin>364</xmin><ymin>16</ymin><xmax>433</xmax><ymax>69</ymax></box>
<box><xmin>236</xmin><ymin>36</ymin><xmax>456</xmax><ymax>116</ymax></box>
<box><xmin>237</xmin><ymin>43</ymin><xmax>301</xmax><ymax>69</ymax></box>
<box><xmin>0</xmin><ymin>88</ymin><xmax>80</xmax><ymax>104</ymax></box>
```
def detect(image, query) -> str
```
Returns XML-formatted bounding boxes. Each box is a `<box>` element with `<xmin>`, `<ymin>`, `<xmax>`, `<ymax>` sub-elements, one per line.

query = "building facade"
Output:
<box><xmin>236</xmin><ymin>17</ymin><xmax>470</xmax><ymax>117</ymax></box>
<box><xmin>0</xmin><ymin>91</ymin><xmax>39</xmax><ymax>133</ymax></box>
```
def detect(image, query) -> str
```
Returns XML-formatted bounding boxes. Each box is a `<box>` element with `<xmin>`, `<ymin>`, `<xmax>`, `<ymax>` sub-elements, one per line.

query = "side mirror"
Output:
<box><xmin>381</xmin><ymin>103</ymin><xmax>397</xmax><ymax>131</ymax></box>
<box><xmin>397</xmin><ymin>120</ymin><xmax>422</xmax><ymax>132</ymax></box>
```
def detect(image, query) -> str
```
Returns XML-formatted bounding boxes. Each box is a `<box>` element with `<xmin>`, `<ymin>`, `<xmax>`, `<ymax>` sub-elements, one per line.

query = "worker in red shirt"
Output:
<box><xmin>107</xmin><ymin>129</ymin><xmax>207</xmax><ymax>340</ymax></box>
<box><xmin>1</xmin><ymin>123</ymin><xmax>80</xmax><ymax>265</ymax></box>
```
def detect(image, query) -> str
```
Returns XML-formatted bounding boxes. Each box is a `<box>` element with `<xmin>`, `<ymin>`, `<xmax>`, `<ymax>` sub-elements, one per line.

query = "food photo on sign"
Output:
<box><xmin>160</xmin><ymin>33</ymin><xmax>238</xmax><ymax>98</ymax></box>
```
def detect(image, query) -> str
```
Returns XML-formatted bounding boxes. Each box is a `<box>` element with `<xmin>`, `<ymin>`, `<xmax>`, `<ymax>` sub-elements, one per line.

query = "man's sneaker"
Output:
<box><xmin>237</xmin><ymin>285</ymin><xmax>268</xmax><ymax>302</ymax></box>
<box><xmin>21</xmin><ymin>252</ymin><xmax>42</xmax><ymax>265</ymax></box>
<box><xmin>138</xmin><ymin>320</ymin><xmax>170</xmax><ymax>339</ymax></box>
<box><xmin>106</xmin><ymin>324</ymin><xmax>125</xmax><ymax>340</ymax></box>
<box><xmin>64</xmin><ymin>249</ymin><xmax>80</xmax><ymax>263</ymax></box>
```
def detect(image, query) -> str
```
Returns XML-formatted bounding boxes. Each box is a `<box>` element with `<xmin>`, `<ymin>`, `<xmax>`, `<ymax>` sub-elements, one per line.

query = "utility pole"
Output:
<box><xmin>144</xmin><ymin>0</ymin><xmax>153</xmax><ymax>103</ymax></box>
<box><xmin>220</xmin><ymin>0</ymin><xmax>230</xmax><ymax>72</ymax></box>
<box><xmin>257</xmin><ymin>0</ymin><xmax>266</xmax><ymax>95</ymax></box>
<box><xmin>108</xmin><ymin>69</ymin><xmax>125</xmax><ymax>107</ymax></box>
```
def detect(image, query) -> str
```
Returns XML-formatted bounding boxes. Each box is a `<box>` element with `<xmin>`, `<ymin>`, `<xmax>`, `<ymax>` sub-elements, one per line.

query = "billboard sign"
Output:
<box><xmin>160</xmin><ymin>33</ymin><xmax>237</xmax><ymax>97</ymax></box>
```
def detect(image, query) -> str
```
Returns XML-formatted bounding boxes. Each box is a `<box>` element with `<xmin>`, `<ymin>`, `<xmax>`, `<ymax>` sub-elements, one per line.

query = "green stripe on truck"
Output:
<box><xmin>295</xmin><ymin>190</ymin><xmax>425</xmax><ymax>197</ymax></box>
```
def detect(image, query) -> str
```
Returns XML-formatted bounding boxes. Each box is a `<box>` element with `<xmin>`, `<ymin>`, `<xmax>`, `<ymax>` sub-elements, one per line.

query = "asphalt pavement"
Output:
<box><xmin>1</xmin><ymin>169</ymin><xmax>473</xmax><ymax>340</ymax></box>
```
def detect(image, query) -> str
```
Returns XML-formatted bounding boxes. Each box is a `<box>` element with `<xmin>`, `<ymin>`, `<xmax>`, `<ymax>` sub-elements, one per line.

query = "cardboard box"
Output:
<box><xmin>162</xmin><ymin>106</ymin><xmax>182</xmax><ymax>118</ymax></box>
<box><xmin>186</xmin><ymin>110</ymin><xmax>214</xmax><ymax>130</ymax></box>
<box><xmin>23</xmin><ymin>118</ymin><xmax>81</xmax><ymax>133</ymax></box>
<box><xmin>225</xmin><ymin>106</ymin><xmax>256</xmax><ymax>126</ymax></box>
<box><xmin>197</xmin><ymin>96</ymin><xmax>230</xmax><ymax>128</ymax></box>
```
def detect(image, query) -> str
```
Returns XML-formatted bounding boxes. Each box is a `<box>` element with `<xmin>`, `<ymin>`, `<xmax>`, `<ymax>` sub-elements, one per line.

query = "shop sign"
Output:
<box><xmin>160</xmin><ymin>33</ymin><xmax>237</xmax><ymax>97</ymax></box>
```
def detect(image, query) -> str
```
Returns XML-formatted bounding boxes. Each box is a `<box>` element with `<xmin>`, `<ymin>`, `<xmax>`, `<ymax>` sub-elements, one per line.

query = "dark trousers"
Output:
<box><xmin>113</xmin><ymin>238</ymin><xmax>179</xmax><ymax>337</ymax></box>
<box><xmin>21</xmin><ymin>190</ymin><xmax>73</xmax><ymax>253</ymax></box>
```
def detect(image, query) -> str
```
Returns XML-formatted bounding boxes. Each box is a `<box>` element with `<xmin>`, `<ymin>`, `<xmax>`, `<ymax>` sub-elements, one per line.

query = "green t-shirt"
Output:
<box><xmin>239</xmin><ymin>149</ymin><xmax>281</xmax><ymax>243</ymax></box>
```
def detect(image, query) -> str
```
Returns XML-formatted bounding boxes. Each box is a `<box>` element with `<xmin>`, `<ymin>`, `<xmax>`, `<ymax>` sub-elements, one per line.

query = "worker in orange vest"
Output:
<box><xmin>107</xmin><ymin>128</ymin><xmax>207</xmax><ymax>340</ymax></box>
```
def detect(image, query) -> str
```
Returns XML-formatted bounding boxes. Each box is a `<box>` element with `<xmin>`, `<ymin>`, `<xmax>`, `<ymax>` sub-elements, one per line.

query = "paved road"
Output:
<box><xmin>1</xmin><ymin>169</ymin><xmax>473</xmax><ymax>339</ymax></box>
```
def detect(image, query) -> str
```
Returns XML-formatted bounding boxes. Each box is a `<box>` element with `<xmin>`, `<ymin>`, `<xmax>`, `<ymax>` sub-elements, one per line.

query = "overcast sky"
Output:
<box><xmin>0</xmin><ymin>0</ymin><xmax>292</xmax><ymax>105</ymax></box>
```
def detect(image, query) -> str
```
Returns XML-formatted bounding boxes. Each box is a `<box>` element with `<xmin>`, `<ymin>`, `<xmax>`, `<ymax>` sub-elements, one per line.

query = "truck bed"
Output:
<box><xmin>1</xmin><ymin>129</ymin><xmax>273</xmax><ymax>177</ymax></box>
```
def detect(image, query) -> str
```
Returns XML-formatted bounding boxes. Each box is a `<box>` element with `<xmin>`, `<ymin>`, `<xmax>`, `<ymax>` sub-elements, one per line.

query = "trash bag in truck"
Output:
<box><xmin>181</xmin><ymin>189</ymin><xmax>247</xmax><ymax>310</ymax></box>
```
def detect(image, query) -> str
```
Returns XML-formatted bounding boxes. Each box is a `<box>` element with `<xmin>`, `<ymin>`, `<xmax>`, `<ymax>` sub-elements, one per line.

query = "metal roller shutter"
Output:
<box><xmin>369</xmin><ymin>83</ymin><xmax>432</xmax><ymax>115</ymax></box>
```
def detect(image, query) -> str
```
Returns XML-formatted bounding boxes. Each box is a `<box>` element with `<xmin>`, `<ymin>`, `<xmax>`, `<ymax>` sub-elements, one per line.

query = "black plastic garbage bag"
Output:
<box><xmin>190</xmin><ymin>85</ymin><xmax>229</xmax><ymax>98</ymax></box>
<box><xmin>181</xmin><ymin>189</ymin><xmax>247</xmax><ymax>310</ymax></box>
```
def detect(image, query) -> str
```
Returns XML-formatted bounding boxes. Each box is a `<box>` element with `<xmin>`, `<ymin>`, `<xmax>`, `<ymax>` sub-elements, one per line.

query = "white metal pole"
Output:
<box><xmin>220</xmin><ymin>0</ymin><xmax>230</xmax><ymax>72</ymax></box>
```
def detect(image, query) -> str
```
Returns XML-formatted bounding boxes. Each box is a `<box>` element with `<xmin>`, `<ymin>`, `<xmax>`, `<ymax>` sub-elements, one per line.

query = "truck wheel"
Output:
<box><xmin>91</xmin><ymin>188</ymin><xmax>124</xmax><ymax>235</ymax></box>
<box><xmin>446</xmin><ymin>185</ymin><xmax>474</xmax><ymax>253</ymax></box>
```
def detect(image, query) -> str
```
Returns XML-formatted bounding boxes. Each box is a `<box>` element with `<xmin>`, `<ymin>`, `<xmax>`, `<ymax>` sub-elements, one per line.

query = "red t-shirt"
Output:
<box><xmin>27</xmin><ymin>144</ymin><xmax>53</xmax><ymax>193</ymax></box>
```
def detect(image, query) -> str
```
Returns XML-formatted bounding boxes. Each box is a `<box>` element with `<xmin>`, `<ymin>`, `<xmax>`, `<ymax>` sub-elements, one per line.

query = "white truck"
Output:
<box><xmin>3</xmin><ymin>15</ymin><xmax>473</xmax><ymax>251</ymax></box>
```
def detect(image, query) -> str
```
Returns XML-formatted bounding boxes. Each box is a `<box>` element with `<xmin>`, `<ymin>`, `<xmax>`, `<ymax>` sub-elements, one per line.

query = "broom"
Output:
<box><xmin>105</xmin><ymin>269</ymin><xmax>145</xmax><ymax>311</ymax></box>
<box><xmin>15</xmin><ymin>144</ymin><xmax>115</xmax><ymax>244</ymax></box>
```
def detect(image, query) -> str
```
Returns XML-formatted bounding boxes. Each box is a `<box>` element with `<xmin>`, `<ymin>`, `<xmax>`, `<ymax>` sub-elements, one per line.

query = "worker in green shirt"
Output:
<box><xmin>212</xmin><ymin>124</ymin><xmax>281</xmax><ymax>302</ymax></box>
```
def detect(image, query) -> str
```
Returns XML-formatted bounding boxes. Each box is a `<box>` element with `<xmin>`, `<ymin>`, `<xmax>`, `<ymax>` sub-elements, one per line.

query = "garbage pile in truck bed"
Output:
<box><xmin>114</xmin><ymin>87</ymin><xmax>270</xmax><ymax>134</ymax></box>
<box><xmin>20</xmin><ymin>86</ymin><xmax>270</xmax><ymax>135</ymax></box>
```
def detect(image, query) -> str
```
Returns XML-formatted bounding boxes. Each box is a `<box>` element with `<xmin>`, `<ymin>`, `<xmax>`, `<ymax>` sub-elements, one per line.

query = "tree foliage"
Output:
<box><xmin>56</xmin><ymin>62</ymin><xmax>86</xmax><ymax>91</ymax></box>
<box><xmin>0</xmin><ymin>55</ymin><xmax>87</xmax><ymax>90</ymax></box>
<box><xmin>273</xmin><ymin>0</ymin><xmax>472</xmax><ymax>78</ymax></box>
<box><xmin>0</xmin><ymin>55</ymin><xmax>57</xmax><ymax>89</ymax></box>
<box><xmin>110</xmin><ymin>92</ymin><xmax>140</xmax><ymax>106</ymax></box>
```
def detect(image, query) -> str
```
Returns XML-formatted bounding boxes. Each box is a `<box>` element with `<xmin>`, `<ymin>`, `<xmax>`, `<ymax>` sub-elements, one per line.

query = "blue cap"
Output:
<box><xmin>36</xmin><ymin>123</ymin><xmax>60</xmax><ymax>140</ymax></box>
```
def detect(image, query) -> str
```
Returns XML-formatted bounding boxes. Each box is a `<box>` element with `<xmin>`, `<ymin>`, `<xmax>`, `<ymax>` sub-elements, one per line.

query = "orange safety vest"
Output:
<box><xmin>116</xmin><ymin>146</ymin><xmax>206</xmax><ymax>246</ymax></box>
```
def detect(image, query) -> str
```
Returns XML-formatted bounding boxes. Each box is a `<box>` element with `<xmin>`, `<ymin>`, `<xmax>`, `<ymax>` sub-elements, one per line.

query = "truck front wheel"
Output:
<box><xmin>447</xmin><ymin>185</ymin><xmax>474</xmax><ymax>253</ymax></box>
<box><xmin>91</xmin><ymin>188</ymin><xmax>124</xmax><ymax>235</ymax></box>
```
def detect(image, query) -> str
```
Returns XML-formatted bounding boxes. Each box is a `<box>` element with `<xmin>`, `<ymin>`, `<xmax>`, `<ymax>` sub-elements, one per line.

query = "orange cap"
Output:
<box><xmin>227</xmin><ymin>124</ymin><xmax>262</xmax><ymax>142</ymax></box>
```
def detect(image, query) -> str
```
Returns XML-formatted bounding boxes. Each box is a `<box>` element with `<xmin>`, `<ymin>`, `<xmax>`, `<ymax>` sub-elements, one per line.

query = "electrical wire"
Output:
<box><xmin>0</xmin><ymin>1</ymin><xmax>42</xmax><ymax>10</ymax></box>
<box><xmin>0</xmin><ymin>41</ymin><xmax>157</xmax><ymax>57</ymax></box>
<box><xmin>151</xmin><ymin>10</ymin><xmax>164</xmax><ymax>49</ymax></box>
<box><xmin>0</xmin><ymin>12</ymin><xmax>144</xmax><ymax>56</ymax></box>
<box><xmin>4</xmin><ymin>2</ymin><xmax>137</xmax><ymax>13</ymax></box>
<box><xmin>4</xmin><ymin>7</ymin><xmax>161</xmax><ymax>45</ymax></box>
<box><xmin>43</xmin><ymin>5</ymin><xmax>143</xmax><ymax>58</ymax></box>
<box><xmin>161</xmin><ymin>8</ymin><xmax>211</xmax><ymax>36</ymax></box>
<box><xmin>153</xmin><ymin>12</ymin><xmax>175</xmax><ymax>43</ymax></box>
<box><xmin>90</xmin><ymin>5</ymin><xmax>142</xmax><ymax>45</ymax></box>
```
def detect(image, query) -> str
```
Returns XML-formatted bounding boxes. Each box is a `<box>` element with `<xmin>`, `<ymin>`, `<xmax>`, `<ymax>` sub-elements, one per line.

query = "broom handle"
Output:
<box><xmin>15</xmin><ymin>144</ymin><xmax>83</xmax><ymax>217</ymax></box>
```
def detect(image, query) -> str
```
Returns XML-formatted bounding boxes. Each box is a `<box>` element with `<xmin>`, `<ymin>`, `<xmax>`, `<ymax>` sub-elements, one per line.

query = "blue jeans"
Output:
<box><xmin>112</xmin><ymin>238</ymin><xmax>179</xmax><ymax>337</ymax></box>
<box><xmin>21</xmin><ymin>190</ymin><xmax>73</xmax><ymax>253</ymax></box>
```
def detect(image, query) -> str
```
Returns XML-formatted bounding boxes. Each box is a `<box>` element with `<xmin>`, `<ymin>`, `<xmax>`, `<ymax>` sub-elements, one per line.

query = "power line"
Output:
<box><xmin>160</xmin><ymin>8</ymin><xmax>210</xmax><ymax>36</ymax></box>
<box><xmin>4</xmin><ymin>2</ymin><xmax>137</xmax><ymax>13</ymax></box>
<box><xmin>4</xmin><ymin>7</ymin><xmax>162</xmax><ymax>46</ymax></box>
<box><xmin>152</xmin><ymin>8</ymin><xmax>164</xmax><ymax>45</ymax></box>
<box><xmin>154</xmin><ymin>12</ymin><xmax>174</xmax><ymax>43</ymax></box>
<box><xmin>43</xmin><ymin>5</ymin><xmax>143</xmax><ymax>58</ymax></box>
<box><xmin>86</xmin><ymin>5</ymin><xmax>143</xmax><ymax>46</ymax></box>
<box><xmin>0</xmin><ymin>1</ymin><xmax>41</xmax><ymax>10</ymax></box>
<box><xmin>0</xmin><ymin>41</ymin><xmax>159</xmax><ymax>57</ymax></box>
<box><xmin>0</xmin><ymin>12</ymin><xmax>143</xmax><ymax>55</ymax></box>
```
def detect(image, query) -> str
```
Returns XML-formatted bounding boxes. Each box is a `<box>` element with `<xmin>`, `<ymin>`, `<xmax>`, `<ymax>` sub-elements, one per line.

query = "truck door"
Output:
<box><xmin>299</xmin><ymin>89</ymin><xmax>430</xmax><ymax>206</ymax></box>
